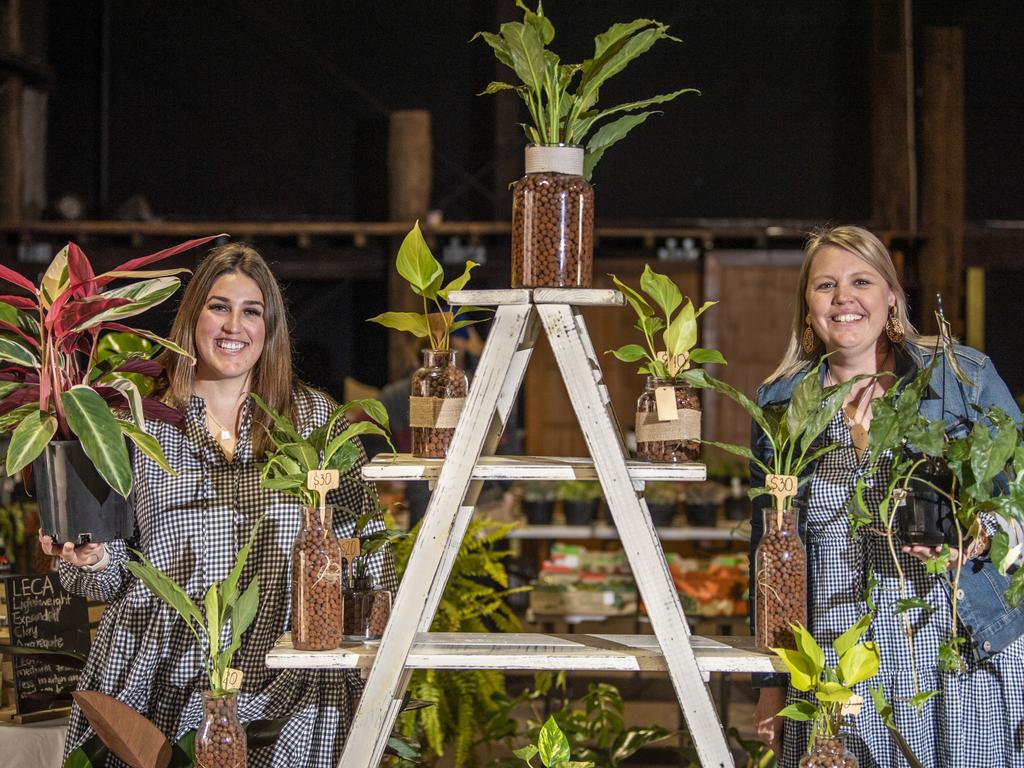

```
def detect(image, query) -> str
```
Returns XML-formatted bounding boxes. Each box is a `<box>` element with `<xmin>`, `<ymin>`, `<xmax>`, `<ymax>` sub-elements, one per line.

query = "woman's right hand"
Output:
<box><xmin>38</xmin><ymin>530</ymin><xmax>108</xmax><ymax>571</ymax></box>
<box><xmin>755</xmin><ymin>686</ymin><xmax>786</xmax><ymax>757</ymax></box>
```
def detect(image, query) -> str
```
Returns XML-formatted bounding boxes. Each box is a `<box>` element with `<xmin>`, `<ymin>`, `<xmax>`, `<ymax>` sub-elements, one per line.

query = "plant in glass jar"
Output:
<box><xmin>678</xmin><ymin>363</ymin><xmax>861</xmax><ymax>649</ymax></box>
<box><xmin>605</xmin><ymin>266</ymin><xmax>725</xmax><ymax>464</ymax></box>
<box><xmin>475</xmin><ymin>3</ymin><xmax>698</xmax><ymax>288</ymax></box>
<box><xmin>125</xmin><ymin>517</ymin><xmax>264</xmax><ymax>768</ymax></box>
<box><xmin>251</xmin><ymin>394</ymin><xmax>392</xmax><ymax>651</ymax></box>
<box><xmin>771</xmin><ymin>615</ymin><xmax>880</xmax><ymax>767</ymax></box>
<box><xmin>0</xmin><ymin>235</ymin><xmax>220</xmax><ymax>543</ymax></box>
<box><xmin>367</xmin><ymin>222</ymin><xmax>487</xmax><ymax>458</ymax></box>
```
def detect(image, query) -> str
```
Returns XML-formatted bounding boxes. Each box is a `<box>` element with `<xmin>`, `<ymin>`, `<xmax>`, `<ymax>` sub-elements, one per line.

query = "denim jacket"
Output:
<box><xmin>749</xmin><ymin>341</ymin><xmax>1024</xmax><ymax>665</ymax></box>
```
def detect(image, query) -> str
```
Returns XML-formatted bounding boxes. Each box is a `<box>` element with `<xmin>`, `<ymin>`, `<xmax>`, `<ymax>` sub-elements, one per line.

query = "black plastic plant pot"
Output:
<box><xmin>563</xmin><ymin>500</ymin><xmax>598</xmax><ymax>526</ymax></box>
<box><xmin>724</xmin><ymin>497</ymin><xmax>748</xmax><ymax>521</ymax></box>
<box><xmin>522</xmin><ymin>500</ymin><xmax>554</xmax><ymax>525</ymax></box>
<box><xmin>897</xmin><ymin>470</ymin><xmax>957</xmax><ymax>547</ymax></box>
<box><xmin>648</xmin><ymin>501</ymin><xmax>676</xmax><ymax>528</ymax></box>
<box><xmin>33</xmin><ymin>441</ymin><xmax>133</xmax><ymax>544</ymax></box>
<box><xmin>684</xmin><ymin>502</ymin><xmax>719</xmax><ymax>528</ymax></box>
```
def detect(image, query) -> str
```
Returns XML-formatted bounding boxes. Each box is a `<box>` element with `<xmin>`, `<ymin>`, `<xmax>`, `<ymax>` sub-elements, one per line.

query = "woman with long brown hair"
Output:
<box><xmin>43</xmin><ymin>242</ymin><xmax>396</xmax><ymax>766</ymax></box>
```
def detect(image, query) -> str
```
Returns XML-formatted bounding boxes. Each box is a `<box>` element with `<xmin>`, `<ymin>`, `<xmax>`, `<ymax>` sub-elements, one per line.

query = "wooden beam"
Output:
<box><xmin>919</xmin><ymin>27</ymin><xmax>964</xmax><ymax>335</ymax></box>
<box><xmin>871</xmin><ymin>0</ymin><xmax>915</xmax><ymax>231</ymax></box>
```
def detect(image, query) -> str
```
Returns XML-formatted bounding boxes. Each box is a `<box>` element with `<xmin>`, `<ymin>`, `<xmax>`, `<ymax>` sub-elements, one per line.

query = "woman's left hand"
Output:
<box><xmin>901</xmin><ymin>544</ymin><xmax>963</xmax><ymax>568</ymax></box>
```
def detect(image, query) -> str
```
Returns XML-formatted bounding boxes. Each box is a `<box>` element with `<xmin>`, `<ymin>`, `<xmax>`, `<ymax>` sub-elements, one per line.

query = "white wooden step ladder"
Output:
<box><xmin>267</xmin><ymin>288</ymin><xmax>782</xmax><ymax>767</ymax></box>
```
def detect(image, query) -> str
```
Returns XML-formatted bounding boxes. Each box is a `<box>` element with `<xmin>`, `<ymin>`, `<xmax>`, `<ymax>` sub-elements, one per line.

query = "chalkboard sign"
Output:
<box><xmin>1</xmin><ymin>573</ymin><xmax>90</xmax><ymax>714</ymax></box>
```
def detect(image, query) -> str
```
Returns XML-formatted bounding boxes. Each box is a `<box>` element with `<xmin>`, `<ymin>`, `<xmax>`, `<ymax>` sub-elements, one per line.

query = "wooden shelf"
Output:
<box><xmin>266</xmin><ymin>632</ymin><xmax>783</xmax><ymax>675</ymax></box>
<box><xmin>362</xmin><ymin>455</ymin><xmax>706</xmax><ymax>482</ymax></box>
<box><xmin>507</xmin><ymin>524</ymin><xmax>745</xmax><ymax>541</ymax></box>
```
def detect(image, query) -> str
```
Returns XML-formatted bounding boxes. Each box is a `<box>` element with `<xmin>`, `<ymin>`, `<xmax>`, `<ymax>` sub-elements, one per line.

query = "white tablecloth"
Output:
<box><xmin>0</xmin><ymin>717</ymin><xmax>68</xmax><ymax>767</ymax></box>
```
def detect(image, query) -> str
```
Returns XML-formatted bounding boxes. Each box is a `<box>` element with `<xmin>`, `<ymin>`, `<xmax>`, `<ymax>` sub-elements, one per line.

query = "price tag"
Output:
<box><xmin>765</xmin><ymin>473</ymin><xmax>798</xmax><ymax>524</ymax></box>
<box><xmin>840</xmin><ymin>692</ymin><xmax>864</xmax><ymax>717</ymax></box>
<box><xmin>339</xmin><ymin>538</ymin><xmax>361</xmax><ymax>578</ymax></box>
<box><xmin>654</xmin><ymin>386</ymin><xmax>679</xmax><ymax>421</ymax></box>
<box><xmin>223</xmin><ymin>667</ymin><xmax>244</xmax><ymax>691</ymax></box>
<box><xmin>307</xmin><ymin>469</ymin><xmax>340</xmax><ymax>525</ymax></box>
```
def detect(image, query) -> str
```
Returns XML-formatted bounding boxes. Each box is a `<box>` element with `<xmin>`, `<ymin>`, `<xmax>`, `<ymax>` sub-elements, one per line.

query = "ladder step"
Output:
<box><xmin>507</xmin><ymin>524</ymin><xmax>743</xmax><ymax>541</ymax></box>
<box><xmin>363</xmin><ymin>454</ymin><xmax>706</xmax><ymax>482</ymax></box>
<box><xmin>447</xmin><ymin>288</ymin><xmax>624</xmax><ymax>306</ymax></box>
<box><xmin>266</xmin><ymin>632</ymin><xmax>784</xmax><ymax>675</ymax></box>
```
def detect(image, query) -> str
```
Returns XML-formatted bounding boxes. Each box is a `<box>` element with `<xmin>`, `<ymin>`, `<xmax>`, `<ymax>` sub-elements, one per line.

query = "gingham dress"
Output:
<box><xmin>780</xmin><ymin>411</ymin><xmax>1024</xmax><ymax>767</ymax></box>
<box><xmin>59</xmin><ymin>388</ymin><xmax>397</xmax><ymax>767</ymax></box>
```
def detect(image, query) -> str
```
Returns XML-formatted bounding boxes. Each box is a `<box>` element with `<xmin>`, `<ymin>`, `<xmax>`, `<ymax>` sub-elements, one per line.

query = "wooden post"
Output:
<box><xmin>870</xmin><ymin>0</ymin><xmax>915</xmax><ymax>231</ymax></box>
<box><xmin>387</xmin><ymin>110</ymin><xmax>433</xmax><ymax>379</ymax></box>
<box><xmin>919</xmin><ymin>27</ymin><xmax>964</xmax><ymax>336</ymax></box>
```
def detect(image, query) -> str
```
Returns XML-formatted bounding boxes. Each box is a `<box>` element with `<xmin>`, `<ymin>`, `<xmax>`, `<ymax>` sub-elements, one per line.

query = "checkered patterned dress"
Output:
<box><xmin>59</xmin><ymin>388</ymin><xmax>397</xmax><ymax>767</ymax></box>
<box><xmin>779</xmin><ymin>412</ymin><xmax>1024</xmax><ymax>768</ymax></box>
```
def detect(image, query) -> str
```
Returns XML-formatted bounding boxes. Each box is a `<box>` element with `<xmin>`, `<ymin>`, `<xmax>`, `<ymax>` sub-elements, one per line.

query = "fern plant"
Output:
<box><xmin>390</xmin><ymin>515</ymin><xmax>529</xmax><ymax>767</ymax></box>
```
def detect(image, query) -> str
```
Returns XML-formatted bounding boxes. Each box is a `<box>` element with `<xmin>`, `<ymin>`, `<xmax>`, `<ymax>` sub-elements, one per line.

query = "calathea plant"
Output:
<box><xmin>367</xmin><ymin>222</ymin><xmax>486</xmax><ymax>352</ymax></box>
<box><xmin>474</xmin><ymin>2</ymin><xmax>698</xmax><ymax>181</ymax></box>
<box><xmin>0</xmin><ymin>235</ymin><xmax>220</xmax><ymax>495</ymax></box>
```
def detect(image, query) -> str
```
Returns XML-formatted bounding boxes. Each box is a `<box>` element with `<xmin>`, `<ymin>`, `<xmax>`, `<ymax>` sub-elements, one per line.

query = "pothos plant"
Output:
<box><xmin>772</xmin><ymin>615</ymin><xmax>880</xmax><ymax>754</ymax></box>
<box><xmin>251</xmin><ymin>394</ymin><xmax>394</xmax><ymax>509</ymax></box>
<box><xmin>607</xmin><ymin>266</ymin><xmax>725</xmax><ymax>379</ymax></box>
<box><xmin>125</xmin><ymin>516</ymin><xmax>263</xmax><ymax>696</ymax></box>
<box><xmin>475</xmin><ymin>1</ymin><xmax>699</xmax><ymax>181</ymax></box>
<box><xmin>0</xmin><ymin>235</ymin><xmax>220</xmax><ymax>496</ymax></box>
<box><xmin>368</xmin><ymin>222</ymin><xmax>487</xmax><ymax>352</ymax></box>
<box><xmin>510</xmin><ymin>716</ymin><xmax>593</xmax><ymax>768</ymax></box>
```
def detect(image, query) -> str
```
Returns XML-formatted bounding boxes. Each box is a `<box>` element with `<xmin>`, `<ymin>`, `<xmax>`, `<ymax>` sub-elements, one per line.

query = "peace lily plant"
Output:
<box><xmin>607</xmin><ymin>266</ymin><xmax>725</xmax><ymax>378</ymax></box>
<box><xmin>475</xmin><ymin>1</ymin><xmax>698</xmax><ymax>181</ymax></box>
<box><xmin>367</xmin><ymin>222</ymin><xmax>486</xmax><ymax>351</ymax></box>
<box><xmin>0</xmin><ymin>236</ymin><xmax>220</xmax><ymax>495</ymax></box>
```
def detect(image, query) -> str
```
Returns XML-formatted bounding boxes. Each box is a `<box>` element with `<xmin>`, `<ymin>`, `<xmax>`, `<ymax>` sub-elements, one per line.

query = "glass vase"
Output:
<box><xmin>511</xmin><ymin>144</ymin><xmax>594</xmax><ymax>288</ymax></box>
<box><xmin>635</xmin><ymin>376</ymin><xmax>701</xmax><ymax>462</ymax></box>
<box><xmin>346</xmin><ymin>571</ymin><xmax>392</xmax><ymax>642</ymax></box>
<box><xmin>195</xmin><ymin>691</ymin><xmax>246</xmax><ymax>768</ymax></box>
<box><xmin>291</xmin><ymin>505</ymin><xmax>343</xmax><ymax>651</ymax></box>
<box><xmin>410</xmin><ymin>349</ymin><xmax>468</xmax><ymax>458</ymax></box>
<box><xmin>799</xmin><ymin>734</ymin><xmax>858</xmax><ymax>767</ymax></box>
<box><xmin>754</xmin><ymin>504</ymin><xmax>807</xmax><ymax>650</ymax></box>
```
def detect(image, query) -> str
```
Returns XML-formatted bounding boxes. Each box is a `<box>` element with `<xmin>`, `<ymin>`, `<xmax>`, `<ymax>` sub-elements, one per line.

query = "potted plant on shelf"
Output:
<box><xmin>124</xmin><ymin>517</ymin><xmax>264</xmax><ymax>768</ymax></box>
<box><xmin>0</xmin><ymin>235</ymin><xmax>220</xmax><ymax>543</ymax></box>
<box><xmin>681</xmin><ymin>481</ymin><xmax>726</xmax><ymax>527</ymax></box>
<box><xmin>678</xmin><ymin>363</ymin><xmax>862</xmax><ymax>650</ymax></box>
<box><xmin>475</xmin><ymin>3</ymin><xmax>698</xmax><ymax>288</ymax></box>
<box><xmin>771</xmin><ymin>615</ymin><xmax>880</xmax><ymax>767</ymax></box>
<box><xmin>556</xmin><ymin>480</ymin><xmax>602</xmax><ymax>526</ymax></box>
<box><xmin>643</xmin><ymin>481</ymin><xmax>679</xmax><ymax>528</ymax></box>
<box><xmin>367</xmin><ymin>222</ymin><xmax>486</xmax><ymax>459</ymax></box>
<box><xmin>606</xmin><ymin>266</ymin><xmax>725</xmax><ymax>463</ymax></box>
<box><xmin>519</xmin><ymin>480</ymin><xmax>556</xmax><ymax>525</ymax></box>
<box><xmin>251</xmin><ymin>393</ymin><xmax>393</xmax><ymax>651</ymax></box>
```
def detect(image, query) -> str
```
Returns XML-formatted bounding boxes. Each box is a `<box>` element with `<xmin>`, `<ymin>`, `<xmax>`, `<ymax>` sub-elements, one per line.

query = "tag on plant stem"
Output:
<box><xmin>765</xmin><ymin>474</ymin><xmax>798</xmax><ymax>526</ymax></box>
<box><xmin>654</xmin><ymin>386</ymin><xmax>678</xmax><ymax>421</ymax></box>
<box><xmin>223</xmin><ymin>667</ymin><xmax>244</xmax><ymax>690</ymax></box>
<box><xmin>307</xmin><ymin>469</ymin><xmax>340</xmax><ymax>525</ymax></box>
<box><xmin>339</xmin><ymin>538</ymin><xmax>361</xmax><ymax>578</ymax></box>
<box><xmin>841</xmin><ymin>693</ymin><xmax>864</xmax><ymax>716</ymax></box>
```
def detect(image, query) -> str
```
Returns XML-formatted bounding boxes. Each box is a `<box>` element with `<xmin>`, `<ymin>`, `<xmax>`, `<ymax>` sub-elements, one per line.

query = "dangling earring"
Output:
<box><xmin>801</xmin><ymin>314</ymin><xmax>816</xmax><ymax>354</ymax></box>
<box><xmin>885</xmin><ymin>305</ymin><xmax>905</xmax><ymax>344</ymax></box>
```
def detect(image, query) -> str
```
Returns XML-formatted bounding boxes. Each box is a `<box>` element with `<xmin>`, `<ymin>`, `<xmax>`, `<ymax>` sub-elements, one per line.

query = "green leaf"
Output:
<box><xmin>0</xmin><ymin>335</ymin><xmax>38</xmax><ymax>367</ymax></box>
<box><xmin>838</xmin><ymin>641</ymin><xmax>879</xmax><ymax>686</ymax></box>
<box><xmin>770</xmin><ymin>647</ymin><xmax>817</xmax><ymax>691</ymax></box>
<box><xmin>500</xmin><ymin>20</ymin><xmax>548</xmax><ymax>103</ymax></box>
<box><xmin>125</xmin><ymin>554</ymin><xmax>204</xmax><ymax>633</ymax></box>
<box><xmin>73</xmin><ymin>277</ymin><xmax>181</xmax><ymax>330</ymax></box>
<box><xmin>893</xmin><ymin>597</ymin><xmax>932</xmax><ymax>614</ymax></box>
<box><xmin>120</xmin><ymin>422</ymin><xmax>176</xmax><ymax>476</ymax></box>
<box><xmin>639</xmin><ymin>265</ymin><xmax>681</xmax><ymax>318</ymax></box>
<box><xmin>584</xmin><ymin>111</ymin><xmax>657</xmax><ymax>181</ymax></box>
<box><xmin>537</xmin><ymin>716</ymin><xmax>571</xmax><ymax>767</ymax></box>
<box><xmin>664</xmin><ymin>300</ymin><xmax>696</xmax><ymax>358</ymax></box>
<box><xmin>606</xmin><ymin>344</ymin><xmax>647</xmax><ymax>363</ymax></box>
<box><xmin>908</xmin><ymin>690</ymin><xmax>939</xmax><ymax>710</ymax></box>
<box><xmin>219</xmin><ymin>516</ymin><xmax>265</xmax><ymax>613</ymax></box>
<box><xmin>514</xmin><ymin>744</ymin><xmax>539</xmax><ymax>764</ymax></box>
<box><xmin>250</xmin><ymin>393</ymin><xmax>303</xmax><ymax>444</ymax></box>
<box><xmin>678</xmin><ymin>368</ymin><xmax>772</xmax><ymax>439</ymax></box>
<box><xmin>438</xmin><ymin>260</ymin><xmax>480</xmax><ymax>300</ymax></box>
<box><xmin>205</xmin><ymin>584</ymin><xmax>220</xmax><ymax>663</ymax></box>
<box><xmin>472</xmin><ymin>30</ymin><xmax>513</xmax><ymax>69</ymax></box>
<box><xmin>777</xmin><ymin>701</ymin><xmax>817</xmax><ymax>722</ymax></box>
<box><xmin>222</xmin><ymin>576</ymin><xmax>259</xmax><ymax>681</ymax></box>
<box><xmin>791</xmin><ymin>623</ymin><xmax>826</xmax><ymax>676</ymax></box>
<box><xmin>609</xmin><ymin>274</ymin><xmax>654</xmax><ymax>318</ymax></box>
<box><xmin>61</xmin><ymin>385</ymin><xmax>132</xmax><ymax>498</ymax></box>
<box><xmin>395</xmin><ymin>222</ymin><xmax>444</xmax><ymax>299</ymax></box>
<box><xmin>576</xmin><ymin>22</ymin><xmax>678</xmax><ymax>115</ymax></box>
<box><xmin>104</xmin><ymin>376</ymin><xmax>145</xmax><ymax>429</ymax></box>
<box><xmin>5</xmin><ymin>409</ymin><xmax>56</xmax><ymax>475</ymax></box>
<box><xmin>797</xmin><ymin>371</ymin><xmax>863</xmax><ymax>463</ymax></box>
<box><xmin>366</xmin><ymin>311</ymin><xmax>431</xmax><ymax>338</ymax></box>
<box><xmin>700</xmin><ymin>439</ymin><xmax>771</xmax><ymax>475</ymax></box>
<box><xmin>832</xmin><ymin>613</ymin><xmax>872</xmax><ymax>659</ymax></box>
<box><xmin>575</xmin><ymin>88</ymin><xmax>698</xmax><ymax>139</ymax></box>
<box><xmin>324</xmin><ymin>422</ymin><xmax>392</xmax><ymax>465</ymax></box>
<box><xmin>688</xmin><ymin>347</ymin><xmax>726</xmax><ymax>365</ymax></box>
<box><xmin>815</xmin><ymin>682</ymin><xmax>853</xmax><ymax>704</ymax></box>
<box><xmin>478</xmin><ymin>80</ymin><xmax>521</xmax><ymax>95</ymax></box>
<box><xmin>786</xmin><ymin>366</ymin><xmax>823</xmax><ymax>451</ymax></box>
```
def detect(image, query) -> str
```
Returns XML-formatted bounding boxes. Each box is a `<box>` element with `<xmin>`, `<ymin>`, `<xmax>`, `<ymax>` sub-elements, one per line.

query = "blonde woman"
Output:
<box><xmin>43</xmin><ymin>243</ymin><xmax>396</xmax><ymax>767</ymax></box>
<box><xmin>751</xmin><ymin>226</ymin><xmax>1024</xmax><ymax>767</ymax></box>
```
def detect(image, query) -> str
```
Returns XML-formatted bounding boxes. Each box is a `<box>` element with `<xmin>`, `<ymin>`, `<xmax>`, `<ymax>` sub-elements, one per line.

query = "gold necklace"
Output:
<box><xmin>206</xmin><ymin>409</ymin><xmax>235</xmax><ymax>442</ymax></box>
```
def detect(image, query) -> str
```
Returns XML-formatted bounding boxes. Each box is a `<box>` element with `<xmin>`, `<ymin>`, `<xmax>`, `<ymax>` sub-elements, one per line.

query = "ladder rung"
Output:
<box><xmin>363</xmin><ymin>454</ymin><xmax>706</xmax><ymax>482</ymax></box>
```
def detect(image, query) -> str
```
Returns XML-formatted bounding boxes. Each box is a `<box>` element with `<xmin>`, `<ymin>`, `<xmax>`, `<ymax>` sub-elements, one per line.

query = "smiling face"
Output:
<box><xmin>194</xmin><ymin>272</ymin><xmax>267</xmax><ymax>386</ymax></box>
<box><xmin>805</xmin><ymin>245</ymin><xmax>895</xmax><ymax>360</ymax></box>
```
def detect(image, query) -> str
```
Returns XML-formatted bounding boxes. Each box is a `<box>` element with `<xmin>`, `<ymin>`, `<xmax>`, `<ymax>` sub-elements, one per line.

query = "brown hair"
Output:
<box><xmin>764</xmin><ymin>225</ymin><xmax>938</xmax><ymax>384</ymax></box>
<box><xmin>159</xmin><ymin>242</ymin><xmax>297</xmax><ymax>457</ymax></box>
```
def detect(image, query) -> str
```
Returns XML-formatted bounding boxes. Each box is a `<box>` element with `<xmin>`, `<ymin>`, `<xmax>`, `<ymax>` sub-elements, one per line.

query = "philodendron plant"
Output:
<box><xmin>475</xmin><ymin>1</ymin><xmax>699</xmax><ymax>181</ymax></box>
<box><xmin>772</xmin><ymin>615</ymin><xmax>880</xmax><ymax>755</ymax></box>
<box><xmin>367</xmin><ymin>222</ymin><xmax>486</xmax><ymax>352</ymax></box>
<box><xmin>251</xmin><ymin>394</ymin><xmax>394</xmax><ymax>510</ymax></box>
<box><xmin>607</xmin><ymin>266</ymin><xmax>725</xmax><ymax>378</ymax></box>
<box><xmin>125</xmin><ymin>516</ymin><xmax>263</xmax><ymax>696</ymax></box>
<box><xmin>0</xmin><ymin>235</ymin><xmax>221</xmax><ymax>496</ymax></box>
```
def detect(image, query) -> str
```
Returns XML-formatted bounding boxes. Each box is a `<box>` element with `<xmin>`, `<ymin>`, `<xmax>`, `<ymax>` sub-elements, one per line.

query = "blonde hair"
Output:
<box><xmin>158</xmin><ymin>242</ymin><xmax>299</xmax><ymax>457</ymax></box>
<box><xmin>764</xmin><ymin>225</ymin><xmax>939</xmax><ymax>385</ymax></box>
